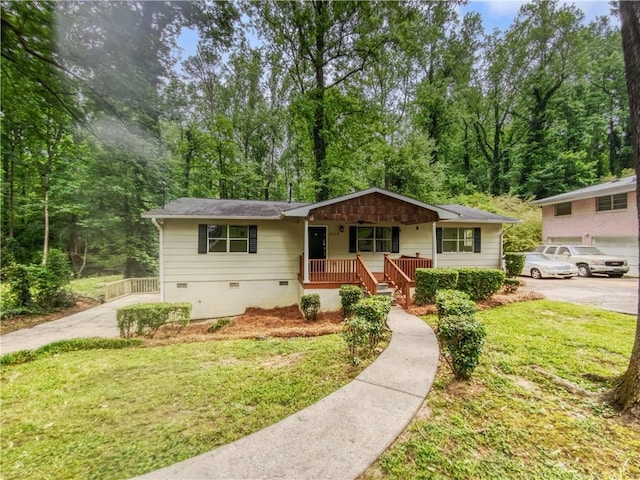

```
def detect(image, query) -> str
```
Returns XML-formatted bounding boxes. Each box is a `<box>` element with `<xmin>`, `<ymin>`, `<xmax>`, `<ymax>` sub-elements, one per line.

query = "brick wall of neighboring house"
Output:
<box><xmin>541</xmin><ymin>191</ymin><xmax>638</xmax><ymax>244</ymax></box>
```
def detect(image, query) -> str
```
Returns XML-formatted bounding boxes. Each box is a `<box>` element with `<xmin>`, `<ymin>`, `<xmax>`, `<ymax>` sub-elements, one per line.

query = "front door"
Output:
<box><xmin>308</xmin><ymin>226</ymin><xmax>327</xmax><ymax>260</ymax></box>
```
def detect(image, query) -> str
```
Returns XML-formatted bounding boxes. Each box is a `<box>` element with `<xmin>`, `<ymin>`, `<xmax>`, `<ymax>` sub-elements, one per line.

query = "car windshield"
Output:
<box><xmin>526</xmin><ymin>253</ymin><xmax>552</xmax><ymax>261</ymax></box>
<box><xmin>533</xmin><ymin>246</ymin><xmax>546</xmax><ymax>252</ymax></box>
<box><xmin>572</xmin><ymin>246</ymin><xmax>604</xmax><ymax>255</ymax></box>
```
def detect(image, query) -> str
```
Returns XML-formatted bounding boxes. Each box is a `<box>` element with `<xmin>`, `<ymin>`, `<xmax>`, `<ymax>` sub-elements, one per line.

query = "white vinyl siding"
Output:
<box><xmin>163</xmin><ymin>219</ymin><xmax>302</xmax><ymax>283</ymax></box>
<box><xmin>436</xmin><ymin>223</ymin><xmax>502</xmax><ymax>269</ymax></box>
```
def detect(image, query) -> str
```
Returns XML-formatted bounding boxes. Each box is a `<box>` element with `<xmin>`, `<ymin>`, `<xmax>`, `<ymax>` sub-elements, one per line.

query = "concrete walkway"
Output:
<box><xmin>135</xmin><ymin>307</ymin><xmax>439</xmax><ymax>480</ymax></box>
<box><xmin>0</xmin><ymin>294</ymin><xmax>159</xmax><ymax>355</ymax></box>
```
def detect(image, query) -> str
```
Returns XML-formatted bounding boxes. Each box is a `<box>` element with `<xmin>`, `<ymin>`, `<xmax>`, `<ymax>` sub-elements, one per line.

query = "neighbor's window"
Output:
<box><xmin>356</xmin><ymin>226</ymin><xmax>392</xmax><ymax>253</ymax></box>
<box><xmin>442</xmin><ymin>228</ymin><xmax>474</xmax><ymax>253</ymax></box>
<box><xmin>554</xmin><ymin>202</ymin><xmax>572</xmax><ymax>216</ymax></box>
<box><xmin>596</xmin><ymin>193</ymin><xmax>627</xmax><ymax>212</ymax></box>
<box><xmin>208</xmin><ymin>225</ymin><xmax>248</xmax><ymax>253</ymax></box>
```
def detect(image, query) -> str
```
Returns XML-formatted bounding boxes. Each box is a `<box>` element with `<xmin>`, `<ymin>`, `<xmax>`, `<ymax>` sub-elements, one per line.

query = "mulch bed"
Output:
<box><xmin>145</xmin><ymin>305</ymin><xmax>344</xmax><ymax>346</ymax></box>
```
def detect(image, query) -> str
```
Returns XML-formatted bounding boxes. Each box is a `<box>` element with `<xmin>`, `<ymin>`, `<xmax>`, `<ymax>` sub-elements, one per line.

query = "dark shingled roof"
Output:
<box><xmin>142</xmin><ymin>198</ymin><xmax>308</xmax><ymax>219</ymax></box>
<box><xmin>142</xmin><ymin>195</ymin><xmax>520</xmax><ymax>224</ymax></box>
<box><xmin>436</xmin><ymin>205</ymin><xmax>520</xmax><ymax>223</ymax></box>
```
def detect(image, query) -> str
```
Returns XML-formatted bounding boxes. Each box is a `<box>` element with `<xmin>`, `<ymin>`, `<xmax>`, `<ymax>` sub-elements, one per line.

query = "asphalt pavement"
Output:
<box><xmin>522</xmin><ymin>275</ymin><xmax>637</xmax><ymax>315</ymax></box>
<box><xmin>0</xmin><ymin>293</ymin><xmax>159</xmax><ymax>355</ymax></box>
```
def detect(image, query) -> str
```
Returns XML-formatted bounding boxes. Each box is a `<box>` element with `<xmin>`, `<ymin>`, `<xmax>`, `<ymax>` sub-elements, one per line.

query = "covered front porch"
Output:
<box><xmin>297</xmin><ymin>253</ymin><xmax>433</xmax><ymax>304</ymax></box>
<box><xmin>281</xmin><ymin>188</ymin><xmax>459</xmax><ymax>306</ymax></box>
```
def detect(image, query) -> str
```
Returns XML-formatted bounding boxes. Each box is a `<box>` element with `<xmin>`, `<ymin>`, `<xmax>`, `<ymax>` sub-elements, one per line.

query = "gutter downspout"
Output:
<box><xmin>303</xmin><ymin>219</ymin><xmax>310</xmax><ymax>283</ymax></box>
<box><xmin>499</xmin><ymin>224</ymin><xmax>516</xmax><ymax>270</ymax></box>
<box><xmin>432</xmin><ymin>222</ymin><xmax>438</xmax><ymax>268</ymax></box>
<box><xmin>151</xmin><ymin>218</ymin><xmax>164</xmax><ymax>302</ymax></box>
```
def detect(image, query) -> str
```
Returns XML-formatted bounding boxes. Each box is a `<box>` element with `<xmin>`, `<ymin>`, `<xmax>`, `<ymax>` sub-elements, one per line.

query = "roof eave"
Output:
<box><xmin>282</xmin><ymin>187</ymin><xmax>460</xmax><ymax>220</ymax></box>
<box><xmin>439</xmin><ymin>219</ymin><xmax>521</xmax><ymax>224</ymax></box>
<box><xmin>141</xmin><ymin>214</ymin><xmax>284</xmax><ymax>221</ymax></box>
<box><xmin>532</xmin><ymin>183</ymin><xmax>636</xmax><ymax>206</ymax></box>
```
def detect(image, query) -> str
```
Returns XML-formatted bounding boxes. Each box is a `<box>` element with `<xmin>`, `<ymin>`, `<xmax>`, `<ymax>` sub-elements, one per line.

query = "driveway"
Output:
<box><xmin>0</xmin><ymin>294</ymin><xmax>159</xmax><ymax>355</ymax></box>
<box><xmin>522</xmin><ymin>276</ymin><xmax>637</xmax><ymax>315</ymax></box>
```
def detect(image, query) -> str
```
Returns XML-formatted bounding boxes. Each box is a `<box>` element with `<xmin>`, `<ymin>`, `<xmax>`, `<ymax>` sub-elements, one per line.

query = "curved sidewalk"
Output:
<box><xmin>0</xmin><ymin>294</ymin><xmax>159</xmax><ymax>355</ymax></box>
<box><xmin>135</xmin><ymin>307</ymin><xmax>439</xmax><ymax>480</ymax></box>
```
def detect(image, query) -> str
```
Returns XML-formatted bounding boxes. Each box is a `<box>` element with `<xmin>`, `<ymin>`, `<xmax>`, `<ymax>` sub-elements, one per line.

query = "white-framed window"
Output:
<box><xmin>356</xmin><ymin>226</ymin><xmax>393</xmax><ymax>253</ymax></box>
<box><xmin>596</xmin><ymin>193</ymin><xmax>627</xmax><ymax>212</ymax></box>
<box><xmin>208</xmin><ymin>224</ymin><xmax>249</xmax><ymax>253</ymax></box>
<box><xmin>442</xmin><ymin>227</ymin><xmax>475</xmax><ymax>253</ymax></box>
<box><xmin>554</xmin><ymin>202</ymin><xmax>572</xmax><ymax>216</ymax></box>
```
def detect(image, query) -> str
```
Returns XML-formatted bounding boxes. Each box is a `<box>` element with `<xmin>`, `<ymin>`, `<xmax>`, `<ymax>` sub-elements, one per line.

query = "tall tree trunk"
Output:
<box><xmin>608</xmin><ymin>0</ymin><xmax>640</xmax><ymax>417</ymax></box>
<box><xmin>42</xmin><ymin>189</ymin><xmax>49</xmax><ymax>266</ymax></box>
<box><xmin>312</xmin><ymin>0</ymin><xmax>328</xmax><ymax>202</ymax></box>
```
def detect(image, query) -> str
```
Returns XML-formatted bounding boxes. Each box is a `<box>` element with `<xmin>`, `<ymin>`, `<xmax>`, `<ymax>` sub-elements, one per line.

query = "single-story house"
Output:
<box><xmin>143</xmin><ymin>188</ymin><xmax>520</xmax><ymax>319</ymax></box>
<box><xmin>531</xmin><ymin>176</ymin><xmax>638</xmax><ymax>276</ymax></box>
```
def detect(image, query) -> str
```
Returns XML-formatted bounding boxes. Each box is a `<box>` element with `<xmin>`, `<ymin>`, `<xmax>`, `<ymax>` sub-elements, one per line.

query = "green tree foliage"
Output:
<box><xmin>0</xmin><ymin>0</ymin><xmax>633</xmax><ymax>279</ymax></box>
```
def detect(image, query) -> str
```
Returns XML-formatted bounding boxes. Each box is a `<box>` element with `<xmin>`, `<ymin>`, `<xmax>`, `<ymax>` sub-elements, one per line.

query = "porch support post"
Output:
<box><xmin>432</xmin><ymin>222</ymin><xmax>438</xmax><ymax>268</ymax></box>
<box><xmin>303</xmin><ymin>219</ymin><xmax>310</xmax><ymax>283</ymax></box>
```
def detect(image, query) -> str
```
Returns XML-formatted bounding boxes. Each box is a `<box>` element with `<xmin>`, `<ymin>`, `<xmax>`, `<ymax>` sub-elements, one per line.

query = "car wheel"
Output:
<box><xmin>531</xmin><ymin>268</ymin><xmax>542</xmax><ymax>279</ymax></box>
<box><xmin>577</xmin><ymin>264</ymin><xmax>591</xmax><ymax>277</ymax></box>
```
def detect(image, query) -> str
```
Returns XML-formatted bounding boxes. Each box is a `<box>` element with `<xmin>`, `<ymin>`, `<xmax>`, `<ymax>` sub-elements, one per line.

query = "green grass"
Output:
<box><xmin>1</xmin><ymin>334</ymin><xmax>366</xmax><ymax>480</ymax></box>
<box><xmin>69</xmin><ymin>275</ymin><xmax>123</xmax><ymax>298</ymax></box>
<box><xmin>366</xmin><ymin>300</ymin><xmax>640</xmax><ymax>479</ymax></box>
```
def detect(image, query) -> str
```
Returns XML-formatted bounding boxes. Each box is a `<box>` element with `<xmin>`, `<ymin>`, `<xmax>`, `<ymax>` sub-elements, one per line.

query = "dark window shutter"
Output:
<box><xmin>473</xmin><ymin>227</ymin><xmax>481</xmax><ymax>253</ymax></box>
<box><xmin>436</xmin><ymin>227</ymin><xmax>443</xmax><ymax>254</ymax></box>
<box><xmin>391</xmin><ymin>227</ymin><xmax>400</xmax><ymax>253</ymax></box>
<box><xmin>349</xmin><ymin>226</ymin><xmax>357</xmax><ymax>253</ymax></box>
<box><xmin>198</xmin><ymin>224</ymin><xmax>208</xmax><ymax>254</ymax></box>
<box><xmin>249</xmin><ymin>225</ymin><xmax>258</xmax><ymax>254</ymax></box>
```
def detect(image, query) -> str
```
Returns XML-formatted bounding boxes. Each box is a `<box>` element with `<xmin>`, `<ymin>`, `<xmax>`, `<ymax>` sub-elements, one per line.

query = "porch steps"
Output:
<box><xmin>374</xmin><ymin>282</ymin><xmax>396</xmax><ymax>306</ymax></box>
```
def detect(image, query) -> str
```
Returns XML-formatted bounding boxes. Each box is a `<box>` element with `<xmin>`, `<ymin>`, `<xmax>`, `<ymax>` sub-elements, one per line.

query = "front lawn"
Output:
<box><xmin>1</xmin><ymin>334</ymin><xmax>366</xmax><ymax>479</ymax></box>
<box><xmin>366</xmin><ymin>300</ymin><xmax>640</xmax><ymax>479</ymax></box>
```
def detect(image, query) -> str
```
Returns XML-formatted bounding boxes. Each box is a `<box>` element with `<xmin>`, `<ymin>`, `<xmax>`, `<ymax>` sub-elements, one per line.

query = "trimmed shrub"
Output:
<box><xmin>339</xmin><ymin>284</ymin><xmax>362</xmax><ymax>318</ymax></box>
<box><xmin>342</xmin><ymin>316</ymin><xmax>369</xmax><ymax>365</ymax></box>
<box><xmin>503</xmin><ymin>277</ymin><xmax>520</xmax><ymax>294</ymax></box>
<box><xmin>342</xmin><ymin>295</ymin><xmax>392</xmax><ymax>363</ymax></box>
<box><xmin>1</xmin><ymin>338</ymin><xmax>142</xmax><ymax>366</ymax></box>
<box><xmin>352</xmin><ymin>295</ymin><xmax>392</xmax><ymax>352</ymax></box>
<box><xmin>455</xmin><ymin>268</ymin><xmax>505</xmax><ymax>301</ymax></box>
<box><xmin>414</xmin><ymin>268</ymin><xmax>459</xmax><ymax>305</ymax></box>
<box><xmin>352</xmin><ymin>296</ymin><xmax>392</xmax><ymax>325</ymax></box>
<box><xmin>437</xmin><ymin>315</ymin><xmax>486</xmax><ymax>380</ymax></box>
<box><xmin>435</xmin><ymin>289</ymin><xmax>476</xmax><ymax>319</ymax></box>
<box><xmin>504</xmin><ymin>252</ymin><xmax>526</xmax><ymax>278</ymax></box>
<box><xmin>116</xmin><ymin>302</ymin><xmax>191</xmax><ymax>338</ymax></box>
<box><xmin>300</xmin><ymin>294</ymin><xmax>320</xmax><ymax>321</ymax></box>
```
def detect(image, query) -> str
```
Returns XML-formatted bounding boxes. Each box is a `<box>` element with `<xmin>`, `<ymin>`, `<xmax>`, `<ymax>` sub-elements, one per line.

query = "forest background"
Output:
<box><xmin>1</xmin><ymin>0</ymin><xmax>633</xmax><ymax>279</ymax></box>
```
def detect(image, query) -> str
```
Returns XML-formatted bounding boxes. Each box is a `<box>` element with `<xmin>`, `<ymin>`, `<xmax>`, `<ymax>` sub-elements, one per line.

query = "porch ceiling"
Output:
<box><xmin>307</xmin><ymin>192</ymin><xmax>439</xmax><ymax>224</ymax></box>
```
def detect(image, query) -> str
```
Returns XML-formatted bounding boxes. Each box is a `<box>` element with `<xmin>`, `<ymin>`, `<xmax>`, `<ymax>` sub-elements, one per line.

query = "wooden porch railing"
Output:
<box><xmin>104</xmin><ymin>277</ymin><xmax>159</xmax><ymax>302</ymax></box>
<box><xmin>301</xmin><ymin>257</ymin><xmax>359</xmax><ymax>283</ymax></box>
<box><xmin>356</xmin><ymin>254</ymin><xmax>378</xmax><ymax>295</ymax></box>
<box><xmin>393</xmin><ymin>256</ymin><xmax>433</xmax><ymax>281</ymax></box>
<box><xmin>384</xmin><ymin>255</ymin><xmax>412</xmax><ymax>304</ymax></box>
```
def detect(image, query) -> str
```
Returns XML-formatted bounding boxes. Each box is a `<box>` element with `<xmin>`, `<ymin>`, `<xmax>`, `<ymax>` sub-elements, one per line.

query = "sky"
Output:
<box><xmin>461</xmin><ymin>0</ymin><xmax>615</xmax><ymax>31</ymax></box>
<box><xmin>176</xmin><ymin>1</ymin><xmax>618</xmax><ymax>63</ymax></box>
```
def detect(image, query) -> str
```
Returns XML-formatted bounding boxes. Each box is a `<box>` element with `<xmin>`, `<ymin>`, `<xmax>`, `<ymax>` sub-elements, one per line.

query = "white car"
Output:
<box><xmin>533</xmin><ymin>244</ymin><xmax>629</xmax><ymax>277</ymax></box>
<box><xmin>521</xmin><ymin>253</ymin><xmax>579</xmax><ymax>279</ymax></box>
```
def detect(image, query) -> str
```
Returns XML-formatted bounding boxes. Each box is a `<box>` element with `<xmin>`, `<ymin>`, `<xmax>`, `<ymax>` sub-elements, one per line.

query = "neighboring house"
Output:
<box><xmin>531</xmin><ymin>176</ymin><xmax>638</xmax><ymax>276</ymax></box>
<box><xmin>143</xmin><ymin>188</ymin><xmax>519</xmax><ymax>319</ymax></box>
